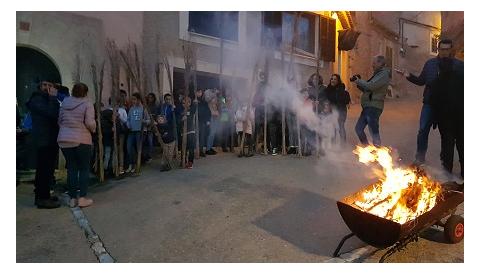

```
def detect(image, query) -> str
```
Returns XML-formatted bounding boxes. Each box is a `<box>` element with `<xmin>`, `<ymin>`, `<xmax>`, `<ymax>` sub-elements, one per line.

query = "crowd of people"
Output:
<box><xmin>17</xmin><ymin>39</ymin><xmax>464</xmax><ymax>210</ymax></box>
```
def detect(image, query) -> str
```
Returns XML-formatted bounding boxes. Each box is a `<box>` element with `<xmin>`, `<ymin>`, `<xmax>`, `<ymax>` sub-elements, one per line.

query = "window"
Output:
<box><xmin>261</xmin><ymin>12</ymin><xmax>315</xmax><ymax>54</ymax></box>
<box><xmin>430</xmin><ymin>33</ymin><xmax>440</xmax><ymax>55</ymax></box>
<box><xmin>319</xmin><ymin>15</ymin><xmax>336</xmax><ymax>62</ymax></box>
<box><xmin>188</xmin><ymin>12</ymin><xmax>239</xmax><ymax>41</ymax></box>
<box><xmin>282</xmin><ymin>12</ymin><xmax>316</xmax><ymax>54</ymax></box>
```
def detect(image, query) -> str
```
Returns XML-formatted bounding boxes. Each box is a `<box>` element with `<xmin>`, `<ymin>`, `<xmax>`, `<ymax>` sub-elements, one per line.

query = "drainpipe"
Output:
<box><xmin>398</xmin><ymin>17</ymin><xmax>440</xmax><ymax>57</ymax></box>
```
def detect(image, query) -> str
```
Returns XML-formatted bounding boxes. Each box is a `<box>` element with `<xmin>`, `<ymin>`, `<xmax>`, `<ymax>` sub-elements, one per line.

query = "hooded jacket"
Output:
<box><xmin>57</xmin><ymin>96</ymin><xmax>96</xmax><ymax>145</ymax></box>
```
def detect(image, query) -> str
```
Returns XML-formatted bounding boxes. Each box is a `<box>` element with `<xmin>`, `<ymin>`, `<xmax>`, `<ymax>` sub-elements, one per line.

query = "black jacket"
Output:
<box><xmin>157</xmin><ymin>122</ymin><xmax>175</xmax><ymax>144</ymax></box>
<box><xmin>430</xmin><ymin>58</ymin><xmax>464</xmax><ymax>124</ymax></box>
<box><xmin>193</xmin><ymin>99</ymin><xmax>211</xmax><ymax>124</ymax></box>
<box><xmin>26</xmin><ymin>91</ymin><xmax>59</xmax><ymax>147</ymax></box>
<box><xmin>325</xmin><ymin>83</ymin><xmax>351</xmax><ymax>112</ymax></box>
<box><xmin>100</xmin><ymin>108</ymin><xmax>121</xmax><ymax>146</ymax></box>
<box><xmin>407</xmin><ymin>57</ymin><xmax>463</xmax><ymax>105</ymax></box>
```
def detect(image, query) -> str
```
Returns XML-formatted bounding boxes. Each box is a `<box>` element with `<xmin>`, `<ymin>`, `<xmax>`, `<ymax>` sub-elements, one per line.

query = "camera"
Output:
<box><xmin>349</xmin><ymin>74</ymin><xmax>361</xmax><ymax>82</ymax></box>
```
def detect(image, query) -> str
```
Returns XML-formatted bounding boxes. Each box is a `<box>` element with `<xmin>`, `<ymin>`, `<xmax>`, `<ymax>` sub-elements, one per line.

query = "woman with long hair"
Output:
<box><xmin>57</xmin><ymin>83</ymin><xmax>96</xmax><ymax>208</ymax></box>
<box><xmin>325</xmin><ymin>74</ymin><xmax>351</xmax><ymax>143</ymax></box>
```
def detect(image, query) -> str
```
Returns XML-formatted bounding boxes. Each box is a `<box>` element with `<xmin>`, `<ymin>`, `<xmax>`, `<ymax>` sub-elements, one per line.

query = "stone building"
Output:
<box><xmin>347</xmin><ymin>11</ymin><xmax>443</xmax><ymax>101</ymax></box>
<box><xmin>17</xmin><ymin>11</ymin><xmax>353</xmax><ymax>113</ymax></box>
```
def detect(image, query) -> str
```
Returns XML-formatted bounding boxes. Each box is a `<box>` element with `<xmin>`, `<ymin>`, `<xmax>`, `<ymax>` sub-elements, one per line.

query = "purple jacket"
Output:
<box><xmin>57</xmin><ymin>96</ymin><xmax>96</xmax><ymax>145</ymax></box>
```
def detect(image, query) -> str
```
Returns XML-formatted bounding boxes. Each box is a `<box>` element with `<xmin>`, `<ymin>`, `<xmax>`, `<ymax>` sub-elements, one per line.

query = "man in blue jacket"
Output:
<box><xmin>26</xmin><ymin>80</ymin><xmax>61</xmax><ymax>209</ymax></box>
<box><xmin>397</xmin><ymin>39</ymin><xmax>463</xmax><ymax>165</ymax></box>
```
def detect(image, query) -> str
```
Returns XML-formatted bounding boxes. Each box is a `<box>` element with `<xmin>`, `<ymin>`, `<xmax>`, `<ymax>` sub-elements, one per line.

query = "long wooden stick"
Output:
<box><xmin>181</xmin><ymin>41</ymin><xmax>195</xmax><ymax>167</ymax></box>
<box><xmin>106</xmin><ymin>39</ymin><xmax>120</xmax><ymax>177</ymax></box>
<box><xmin>163</xmin><ymin>57</ymin><xmax>178</xmax><ymax>163</ymax></box>
<box><xmin>289</xmin><ymin>12</ymin><xmax>302</xmax><ymax>157</ymax></box>
<box><xmin>239</xmin><ymin>62</ymin><xmax>259</xmax><ymax>155</ymax></box>
<box><xmin>91</xmin><ymin>62</ymin><xmax>105</xmax><ymax>182</ymax></box>
<box><xmin>193</xmin><ymin>53</ymin><xmax>200</xmax><ymax>159</ymax></box>
<box><xmin>280</xmin><ymin>44</ymin><xmax>287</xmax><ymax>156</ymax></box>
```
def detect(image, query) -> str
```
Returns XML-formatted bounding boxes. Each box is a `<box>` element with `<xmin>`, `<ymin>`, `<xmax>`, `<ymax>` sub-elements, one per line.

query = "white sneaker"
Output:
<box><xmin>125</xmin><ymin>165</ymin><xmax>133</xmax><ymax>173</ymax></box>
<box><xmin>272</xmin><ymin>148</ymin><xmax>278</xmax><ymax>156</ymax></box>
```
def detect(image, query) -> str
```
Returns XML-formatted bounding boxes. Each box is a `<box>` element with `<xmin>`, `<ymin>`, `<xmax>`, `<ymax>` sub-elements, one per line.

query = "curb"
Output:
<box><xmin>323</xmin><ymin>246</ymin><xmax>377</xmax><ymax>263</ymax></box>
<box><xmin>60</xmin><ymin>194</ymin><xmax>116</xmax><ymax>263</ymax></box>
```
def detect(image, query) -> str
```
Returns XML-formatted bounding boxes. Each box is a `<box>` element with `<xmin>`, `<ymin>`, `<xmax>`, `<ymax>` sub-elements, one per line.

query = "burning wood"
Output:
<box><xmin>352</xmin><ymin>145</ymin><xmax>442</xmax><ymax>224</ymax></box>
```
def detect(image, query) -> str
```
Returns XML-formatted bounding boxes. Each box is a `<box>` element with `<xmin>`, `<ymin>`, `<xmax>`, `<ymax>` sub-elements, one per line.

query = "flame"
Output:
<box><xmin>352</xmin><ymin>145</ymin><xmax>442</xmax><ymax>224</ymax></box>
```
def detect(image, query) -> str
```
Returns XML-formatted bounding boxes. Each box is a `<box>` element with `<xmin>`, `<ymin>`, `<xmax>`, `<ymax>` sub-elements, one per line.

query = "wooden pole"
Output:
<box><xmin>315</xmin><ymin>57</ymin><xmax>321</xmax><ymax>157</ymax></box>
<box><xmin>239</xmin><ymin>63</ymin><xmax>259</xmax><ymax>156</ymax></box>
<box><xmin>91</xmin><ymin>62</ymin><xmax>105</xmax><ymax>182</ymax></box>
<box><xmin>288</xmin><ymin>12</ymin><xmax>302</xmax><ymax>157</ymax></box>
<box><xmin>192</xmin><ymin>48</ymin><xmax>200</xmax><ymax>159</ymax></box>
<box><xmin>280</xmin><ymin>44</ymin><xmax>287</xmax><ymax>156</ymax></box>
<box><xmin>106</xmin><ymin>39</ymin><xmax>120</xmax><ymax>177</ymax></box>
<box><xmin>163</xmin><ymin>57</ymin><xmax>178</xmax><ymax>164</ymax></box>
<box><xmin>181</xmin><ymin>41</ymin><xmax>194</xmax><ymax>167</ymax></box>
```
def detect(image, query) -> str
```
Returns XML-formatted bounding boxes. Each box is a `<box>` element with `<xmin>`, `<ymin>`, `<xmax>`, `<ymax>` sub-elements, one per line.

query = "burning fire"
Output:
<box><xmin>352</xmin><ymin>145</ymin><xmax>442</xmax><ymax>224</ymax></box>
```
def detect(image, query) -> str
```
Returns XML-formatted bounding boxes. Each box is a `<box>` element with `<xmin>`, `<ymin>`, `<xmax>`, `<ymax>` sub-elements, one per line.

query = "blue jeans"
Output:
<box><xmin>207</xmin><ymin>118</ymin><xmax>219</xmax><ymax>150</ymax></box>
<box><xmin>143</xmin><ymin>131</ymin><xmax>154</xmax><ymax>159</ymax></box>
<box><xmin>61</xmin><ymin>144</ymin><xmax>92</xmax><ymax>199</ymax></box>
<box><xmin>127</xmin><ymin>131</ymin><xmax>142</xmax><ymax>166</ymax></box>
<box><xmin>416</xmin><ymin>104</ymin><xmax>434</xmax><ymax>162</ymax></box>
<box><xmin>355</xmin><ymin>107</ymin><xmax>383</xmax><ymax>146</ymax></box>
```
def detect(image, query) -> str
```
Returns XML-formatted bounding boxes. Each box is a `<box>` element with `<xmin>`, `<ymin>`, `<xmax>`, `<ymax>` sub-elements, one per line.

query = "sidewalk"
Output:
<box><xmin>16</xmin><ymin>183</ymin><xmax>97</xmax><ymax>263</ymax></box>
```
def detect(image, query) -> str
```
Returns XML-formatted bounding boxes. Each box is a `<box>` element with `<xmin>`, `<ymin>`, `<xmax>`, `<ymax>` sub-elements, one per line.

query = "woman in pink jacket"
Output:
<box><xmin>57</xmin><ymin>83</ymin><xmax>96</xmax><ymax>208</ymax></box>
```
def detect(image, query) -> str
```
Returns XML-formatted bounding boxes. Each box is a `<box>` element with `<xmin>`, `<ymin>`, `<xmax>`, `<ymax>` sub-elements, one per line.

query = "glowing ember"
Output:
<box><xmin>353</xmin><ymin>145</ymin><xmax>442</xmax><ymax>224</ymax></box>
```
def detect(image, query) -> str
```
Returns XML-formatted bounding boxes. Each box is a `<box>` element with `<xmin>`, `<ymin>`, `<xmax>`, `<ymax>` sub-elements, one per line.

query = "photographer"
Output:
<box><xmin>351</xmin><ymin>55</ymin><xmax>391</xmax><ymax>147</ymax></box>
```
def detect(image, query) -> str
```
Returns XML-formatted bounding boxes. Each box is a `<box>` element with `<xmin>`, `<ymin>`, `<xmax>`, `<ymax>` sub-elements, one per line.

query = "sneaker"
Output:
<box><xmin>185</xmin><ymin>162</ymin><xmax>193</xmax><ymax>169</ymax></box>
<box><xmin>160</xmin><ymin>165</ymin><xmax>172</xmax><ymax>172</ymax></box>
<box><xmin>206</xmin><ymin>149</ymin><xmax>217</xmax><ymax>155</ymax></box>
<box><xmin>271</xmin><ymin>148</ymin><xmax>278</xmax><ymax>156</ymax></box>
<box><xmin>36</xmin><ymin>199</ymin><xmax>60</xmax><ymax>209</ymax></box>
<box><xmin>146</xmin><ymin>158</ymin><xmax>153</xmax><ymax>164</ymax></box>
<box><xmin>78</xmin><ymin>197</ymin><xmax>93</xmax><ymax>208</ymax></box>
<box><xmin>125</xmin><ymin>165</ymin><xmax>133</xmax><ymax>173</ymax></box>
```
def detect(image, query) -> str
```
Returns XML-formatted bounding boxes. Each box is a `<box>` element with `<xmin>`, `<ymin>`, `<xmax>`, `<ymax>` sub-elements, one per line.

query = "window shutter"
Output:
<box><xmin>319</xmin><ymin>15</ymin><xmax>336</xmax><ymax>62</ymax></box>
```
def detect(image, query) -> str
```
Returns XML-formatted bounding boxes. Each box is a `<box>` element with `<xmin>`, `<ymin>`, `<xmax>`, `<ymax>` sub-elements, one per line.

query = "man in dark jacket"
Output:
<box><xmin>193</xmin><ymin>89</ymin><xmax>211</xmax><ymax>157</ymax></box>
<box><xmin>430</xmin><ymin>50</ymin><xmax>464</xmax><ymax>180</ymax></box>
<box><xmin>25</xmin><ymin>80</ymin><xmax>61</xmax><ymax>209</ymax></box>
<box><xmin>397</xmin><ymin>39</ymin><xmax>463</xmax><ymax>165</ymax></box>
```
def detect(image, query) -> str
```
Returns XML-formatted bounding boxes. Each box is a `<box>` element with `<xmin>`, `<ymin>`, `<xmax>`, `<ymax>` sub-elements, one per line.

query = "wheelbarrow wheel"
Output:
<box><xmin>444</xmin><ymin>215</ymin><xmax>464</xmax><ymax>243</ymax></box>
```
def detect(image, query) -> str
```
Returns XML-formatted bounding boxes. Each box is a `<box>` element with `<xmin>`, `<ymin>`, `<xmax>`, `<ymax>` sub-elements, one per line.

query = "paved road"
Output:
<box><xmin>16</xmin><ymin>97</ymin><xmax>463</xmax><ymax>262</ymax></box>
